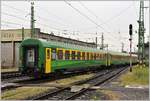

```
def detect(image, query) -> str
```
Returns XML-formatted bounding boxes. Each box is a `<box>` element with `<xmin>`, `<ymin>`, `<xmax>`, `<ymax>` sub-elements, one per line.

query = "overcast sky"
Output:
<box><xmin>1</xmin><ymin>0</ymin><xmax>149</xmax><ymax>52</ymax></box>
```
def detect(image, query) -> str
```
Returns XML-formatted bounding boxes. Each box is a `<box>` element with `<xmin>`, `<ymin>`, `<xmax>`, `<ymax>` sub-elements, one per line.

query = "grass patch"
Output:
<box><xmin>1</xmin><ymin>87</ymin><xmax>54</xmax><ymax>100</ymax></box>
<box><xmin>119</xmin><ymin>65</ymin><xmax>149</xmax><ymax>86</ymax></box>
<box><xmin>43</xmin><ymin>73</ymin><xmax>94</xmax><ymax>86</ymax></box>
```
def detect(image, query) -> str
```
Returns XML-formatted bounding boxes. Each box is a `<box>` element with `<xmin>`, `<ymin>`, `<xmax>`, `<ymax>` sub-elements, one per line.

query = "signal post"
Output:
<box><xmin>129</xmin><ymin>24</ymin><xmax>133</xmax><ymax>72</ymax></box>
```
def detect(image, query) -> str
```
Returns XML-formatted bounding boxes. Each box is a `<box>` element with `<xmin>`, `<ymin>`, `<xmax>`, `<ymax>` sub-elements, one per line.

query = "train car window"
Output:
<box><xmin>94</xmin><ymin>53</ymin><xmax>96</xmax><ymax>60</ymax></box>
<box><xmin>77</xmin><ymin>52</ymin><xmax>80</xmax><ymax>60</ymax></box>
<box><xmin>58</xmin><ymin>50</ymin><xmax>63</xmax><ymax>60</ymax></box>
<box><xmin>98</xmin><ymin>54</ymin><xmax>100</xmax><ymax>60</ymax></box>
<box><xmin>101</xmin><ymin>54</ymin><xmax>104</xmax><ymax>60</ymax></box>
<box><xmin>87</xmin><ymin>52</ymin><xmax>89</xmax><ymax>60</ymax></box>
<box><xmin>96</xmin><ymin>54</ymin><xmax>98</xmax><ymax>60</ymax></box>
<box><xmin>96</xmin><ymin>54</ymin><xmax>97</xmax><ymax>60</ymax></box>
<box><xmin>72</xmin><ymin>51</ymin><xmax>76</xmax><ymax>60</ymax></box>
<box><xmin>102</xmin><ymin>54</ymin><xmax>104</xmax><ymax>60</ymax></box>
<box><xmin>97</xmin><ymin>54</ymin><xmax>99</xmax><ymax>60</ymax></box>
<box><xmin>27</xmin><ymin>49</ymin><xmax>35</xmax><ymax>61</ymax></box>
<box><xmin>99</xmin><ymin>54</ymin><xmax>101</xmax><ymax>60</ymax></box>
<box><xmin>92</xmin><ymin>53</ymin><xmax>94</xmax><ymax>60</ymax></box>
<box><xmin>91</xmin><ymin>53</ymin><xmax>93</xmax><ymax>60</ymax></box>
<box><xmin>26</xmin><ymin>48</ymin><xmax>35</xmax><ymax>67</ymax></box>
<box><xmin>47</xmin><ymin>49</ymin><xmax>50</xmax><ymax>59</ymax></box>
<box><xmin>52</xmin><ymin>49</ymin><xmax>56</xmax><ymax>60</ymax></box>
<box><xmin>65</xmin><ymin>50</ymin><xmax>70</xmax><ymax>60</ymax></box>
<box><xmin>82</xmin><ymin>52</ymin><xmax>85</xmax><ymax>60</ymax></box>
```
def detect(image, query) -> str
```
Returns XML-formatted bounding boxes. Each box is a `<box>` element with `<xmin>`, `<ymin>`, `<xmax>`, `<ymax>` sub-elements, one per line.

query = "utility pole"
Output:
<box><xmin>137</xmin><ymin>0</ymin><xmax>147</xmax><ymax>65</ymax></box>
<box><xmin>121</xmin><ymin>42</ymin><xmax>124</xmax><ymax>52</ymax></box>
<box><xmin>100</xmin><ymin>33</ymin><xmax>104</xmax><ymax>50</ymax></box>
<box><xmin>31</xmin><ymin>2</ymin><xmax>35</xmax><ymax>38</ymax></box>
<box><xmin>95</xmin><ymin>32</ymin><xmax>98</xmax><ymax>48</ymax></box>
<box><xmin>106</xmin><ymin>44</ymin><xmax>109</xmax><ymax>66</ymax></box>
<box><xmin>95</xmin><ymin>37</ymin><xmax>98</xmax><ymax>48</ymax></box>
<box><xmin>22</xmin><ymin>27</ymin><xmax>24</xmax><ymax>40</ymax></box>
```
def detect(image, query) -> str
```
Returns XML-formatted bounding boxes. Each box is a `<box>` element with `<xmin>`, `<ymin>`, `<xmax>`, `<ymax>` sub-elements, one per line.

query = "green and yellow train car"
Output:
<box><xmin>19</xmin><ymin>38</ymin><xmax>137</xmax><ymax>77</ymax></box>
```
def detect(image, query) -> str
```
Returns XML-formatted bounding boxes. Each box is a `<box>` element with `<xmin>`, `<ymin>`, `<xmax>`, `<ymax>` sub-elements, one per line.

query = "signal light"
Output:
<box><xmin>129</xmin><ymin>24</ymin><xmax>133</xmax><ymax>35</ymax></box>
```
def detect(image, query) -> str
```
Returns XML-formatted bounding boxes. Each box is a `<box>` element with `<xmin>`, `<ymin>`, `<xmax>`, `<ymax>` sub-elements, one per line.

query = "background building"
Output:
<box><xmin>1</xmin><ymin>28</ymin><xmax>96</xmax><ymax>68</ymax></box>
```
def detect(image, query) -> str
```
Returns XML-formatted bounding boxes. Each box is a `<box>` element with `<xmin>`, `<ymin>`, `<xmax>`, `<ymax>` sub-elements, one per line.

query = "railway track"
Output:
<box><xmin>1</xmin><ymin>71</ymin><xmax>34</xmax><ymax>86</ymax></box>
<box><xmin>1</xmin><ymin>71</ymin><xmax>23</xmax><ymax>79</ymax></box>
<box><xmin>27</xmin><ymin>66</ymin><xmax>127</xmax><ymax>100</ymax></box>
<box><xmin>1</xmin><ymin>68</ymin><xmax>100</xmax><ymax>92</ymax></box>
<box><xmin>1</xmin><ymin>75</ymin><xmax>34</xmax><ymax>91</ymax></box>
<box><xmin>65</xmin><ymin>66</ymin><xmax>127</xmax><ymax>100</ymax></box>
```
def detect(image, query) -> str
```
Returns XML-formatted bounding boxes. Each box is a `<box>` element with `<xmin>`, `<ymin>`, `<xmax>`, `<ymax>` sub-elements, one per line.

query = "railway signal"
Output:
<box><xmin>129</xmin><ymin>24</ymin><xmax>133</xmax><ymax>72</ymax></box>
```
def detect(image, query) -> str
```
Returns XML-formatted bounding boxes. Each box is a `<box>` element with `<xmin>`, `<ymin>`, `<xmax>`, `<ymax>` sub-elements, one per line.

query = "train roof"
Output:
<box><xmin>21</xmin><ymin>38</ymin><xmax>106</xmax><ymax>53</ymax></box>
<box><xmin>21</xmin><ymin>38</ymin><xmax>137</xmax><ymax>56</ymax></box>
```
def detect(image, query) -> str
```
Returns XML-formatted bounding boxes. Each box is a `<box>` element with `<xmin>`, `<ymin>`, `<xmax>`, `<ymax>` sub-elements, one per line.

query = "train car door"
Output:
<box><xmin>105</xmin><ymin>53</ymin><xmax>108</xmax><ymax>66</ymax></box>
<box><xmin>45</xmin><ymin>48</ymin><xmax>51</xmax><ymax>73</ymax></box>
<box><xmin>105</xmin><ymin>53</ymin><xmax>109</xmax><ymax>66</ymax></box>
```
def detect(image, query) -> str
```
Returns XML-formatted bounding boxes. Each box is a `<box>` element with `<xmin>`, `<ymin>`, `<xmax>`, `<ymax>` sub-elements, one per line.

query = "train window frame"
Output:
<box><xmin>77</xmin><ymin>51</ymin><xmax>81</xmax><ymax>60</ymax></box>
<box><xmin>96</xmin><ymin>53</ymin><xmax>99</xmax><ymax>60</ymax></box>
<box><xmin>87</xmin><ymin>52</ymin><xmax>89</xmax><ymax>60</ymax></box>
<box><xmin>71</xmin><ymin>50</ymin><xmax>76</xmax><ymax>60</ymax></box>
<box><xmin>98</xmin><ymin>54</ymin><xmax>100</xmax><ymax>60</ymax></box>
<box><xmin>90</xmin><ymin>53</ymin><xmax>93</xmax><ymax>60</ymax></box>
<box><xmin>97</xmin><ymin>53</ymin><xmax>99</xmax><ymax>60</ymax></box>
<box><xmin>101</xmin><ymin>54</ymin><xmax>103</xmax><ymax>60</ymax></box>
<box><xmin>94</xmin><ymin>53</ymin><xmax>96</xmax><ymax>60</ymax></box>
<box><xmin>99</xmin><ymin>54</ymin><xmax>101</xmax><ymax>60</ymax></box>
<box><xmin>82</xmin><ymin>52</ymin><xmax>85</xmax><ymax>60</ymax></box>
<box><xmin>26</xmin><ymin>48</ymin><xmax>35</xmax><ymax>67</ymax></box>
<box><xmin>51</xmin><ymin>48</ymin><xmax>57</xmax><ymax>60</ymax></box>
<box><xmin>57</xmin><ymin>49</ymin><xmax>63</xmax><ymax>60</ymax></box>
<box><xmin>65</xmin><ymin>50</ymin><xmax>70</xmax><ymax>60</ymax></box>
<box><xmin>92</xmin><ymin>53</ymin><xmax>94</xmax><ymax>60</ymax></box>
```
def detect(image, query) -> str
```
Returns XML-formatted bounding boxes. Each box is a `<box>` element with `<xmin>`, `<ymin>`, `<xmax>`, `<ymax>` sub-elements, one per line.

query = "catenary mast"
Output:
<box><xmin>137</xmin><ymin>0</ymin><xmax>145</xmax><ymax>64</ymax></box>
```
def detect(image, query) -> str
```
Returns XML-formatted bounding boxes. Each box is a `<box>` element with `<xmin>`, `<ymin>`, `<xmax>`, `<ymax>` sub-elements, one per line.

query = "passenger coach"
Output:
<box><xmin>19</xmin><ymin>38</ymin><xmax>137</xmax><ymax>77</ymax></box>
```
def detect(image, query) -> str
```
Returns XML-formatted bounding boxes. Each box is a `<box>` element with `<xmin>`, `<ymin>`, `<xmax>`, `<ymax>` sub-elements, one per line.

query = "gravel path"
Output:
<box><xmin>77</xmin><ymin>69</ymin><xmax>149</xmax><ymax>100</ymax></box>
<box><xmin>100</xmin><ymin>70</ymin><xmax>149</xmax><ymax>100</ymax></box>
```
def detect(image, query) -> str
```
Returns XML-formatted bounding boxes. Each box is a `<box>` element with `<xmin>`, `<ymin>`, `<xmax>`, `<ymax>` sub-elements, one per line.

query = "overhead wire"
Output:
<box><xmin>2</xmin><ymin>2</ymin><xmax>108</xmax><ymax>38</ymax></box>
<box><xmin>101</xmin><ymin>2</ymin><xmax>134</xmax><ymax>25</ymax></box>
<box><xmin>1</xmin><ymin>0</ymin><xmax>137</xmax><ymax>50</ymax></box>
<box><xmin>1</xmin><ymin>24</ymin><xmax>21</xmax><ymax>29</ymax></box>
<box><xmin>78</xmin><ymin>1</ymin><xmax>99</xmax><ymax>20</ymax></box>
<box><xmin>2</xmin><ymin>2</ymin><xmax>102</xmax><ymax>34</ymax></box>
<box><xmin>2</xmin><ymin>12</ymin><xmax>29</xmax><ymax>22</ymax></box>
<box><xmin>2</xmin><ymin>3</ymin><xmax>76</xmax><ymax>34</ymax></box>
<box><xmin>64</xmin><ymin>0</ymin><xmax>109</xmax><ymax>33</ymax></box>
<box><xmin>35</xmin><ymin>5</ymin><xmax>76</xmax><ymax>30</ymax></box>
<box><xmin>98</xmin><ymin>2</ymin><xmax>135</xmax><ymax>50</ymax></box>
<box><xmin>1</xmin><ymin>20</ymin><xmax>28</xmax><ymax>26</ymax></box>
<box><xmin>77</xmin><ymin>1</ymin><xmax>119</xmax><ymax>41</ymax></box>
<box><xmin>2</xmin><ymin>3</ymin><xmax>29</xmax><ymax>14</ymax></box>
<box><xmin>36</xmin><ymin>22</ymin><xmax>65</xmax><ymax>32</ymax></box>
<box><xmin>66</xmin><ymin>2</ymin><xmax>122</xmax><ymax>43</ymax></box>
<box><xmin>1</xmin><ymin>11</ymin><xmax>69</xmax><ymax>32</ymax></box>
